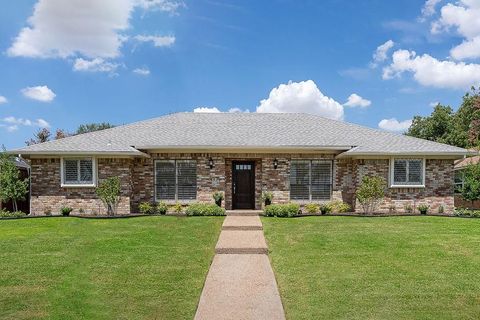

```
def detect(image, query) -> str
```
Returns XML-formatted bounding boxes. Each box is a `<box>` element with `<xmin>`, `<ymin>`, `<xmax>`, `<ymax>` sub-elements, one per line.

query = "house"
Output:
<box><xmin>454</xmin><ymin>154</ymin><xmax>480</xmax><ymax>209</ymax></box>
<box><xmin>10</xmin><ymin>112</ymin><xmax>473</xmax><ymax>215</ymax></box>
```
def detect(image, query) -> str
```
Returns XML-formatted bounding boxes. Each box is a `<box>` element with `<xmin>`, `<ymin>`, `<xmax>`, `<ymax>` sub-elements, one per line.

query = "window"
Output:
<box><xmin>391</xmin><ymin>158</ymin><xmax>424</xmax><ymax>187</ymax></box>
<box><xmin>454</xmin><ymin>170</ymin><xmax>464</xmax><ymax>193</ymax></box>
<box><xmin>290</xmin><ymin>160</ymin><xmax>332</xmax><ymax>201</ymax></box>
<box><xmin>155</xmin><ymin>160</ymin><xmax>197</xmax><ymax>201</ymax></box>
<box><xmin>61</xmin><ymin>158</ymin><xmax>95</xmax><ymax>186</ymax></box>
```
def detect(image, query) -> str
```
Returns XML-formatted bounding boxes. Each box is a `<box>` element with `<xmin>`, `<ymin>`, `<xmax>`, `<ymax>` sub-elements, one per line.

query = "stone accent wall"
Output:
<box><xmin>29</xmin><ymin>153</ymin><xmax>456</xmax><ymax>215</ymax></box>
<box><xmin>30</xmin><ymin>158</ymin><xmax>132</xmax><ymax>215</ymax></box>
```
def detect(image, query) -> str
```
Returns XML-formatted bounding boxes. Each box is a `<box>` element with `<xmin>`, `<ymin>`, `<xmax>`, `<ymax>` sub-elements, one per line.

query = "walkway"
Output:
<box><xmin>194</xmin><ymin>212</ymin><xmax>285</xmax><ymax>320</ymax></box>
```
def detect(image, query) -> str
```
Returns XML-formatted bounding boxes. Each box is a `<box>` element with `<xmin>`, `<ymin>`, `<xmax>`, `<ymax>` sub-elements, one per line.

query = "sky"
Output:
<box><xmin>1</xmin><ymin>0</ymin><xmax>480</xmax><ymax>149</ymax></box>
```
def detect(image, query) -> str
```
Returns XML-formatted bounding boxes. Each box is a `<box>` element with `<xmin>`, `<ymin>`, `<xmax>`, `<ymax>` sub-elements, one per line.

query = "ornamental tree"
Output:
<box><xmin>0</xmin><ymin>150</ymin><xmax>28</xmax><ymax>212</ymax></box>
<box><xmin>96</xmin><ymin>177</ymin><xmax>121</xmax><ymax>216</ymax></box>
<box><xmin>356</xmin><ymin>176</ymin><xmax>386</xmax><ymax>214</ymax></box>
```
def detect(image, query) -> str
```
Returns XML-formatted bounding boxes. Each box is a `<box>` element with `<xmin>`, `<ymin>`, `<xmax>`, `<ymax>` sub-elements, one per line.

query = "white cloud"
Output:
<box><xmin>1</xmin><ymin>116</ymin><xmax>50</xmax><ymax>130</ymax></box>
<box><xmin>7</xmin><ymin>0</ymin><xmax>181</xmax><ymax>59</ymax></box>
<box><xmin>228</xmin><ymin>107</ymin><xmax>250</xmax><ymax>113</ymax></box>
<box><xmin>21</xmin><ymin>85</ymin><xmax>56</xmax><ymax>102</ymax></box>
<box><xmin>193</xmin><ymin>107</ymin><xmax>221</xmax><ymax>113</ymax></box>
<box><xmin>378</xmin><ymin>118</ymin><xmax>412</xmax><ymax>132</ymax></box>
<box><xmin>383</xmin><ymin>49</ymin><xmax>480</xmax><ymax>89</ymax></box>
<box><xmin>430</xmin><ymin>101</ymin><xmax>440</xmax><ymax>107</ymax></box>
<box><xmin>431</xmin><ymin>0</ymin><xmax>480</xmax><ymax>60</ymax></box>
<box><xmin>133</xmin><ymin>67</ymin><xmax>151</xmax><ymax>76</ymax></box>
<box><xmin>0</xmin><ymin>96</ymin><xmax>7</xmax><ymax>104</ymax></box>
<box><xmin>421</xmin><ymin>0</ymin><xmax>442</xmax><ymax>19</ymax></box>
<box><xmin>73</xmin><ymin>58</ymin><xmax>119</xmax><ymax>73</ymax></box>
<box><xmin>372</xmin><ymin>40</ymin><xmax>394</xmax><ymax>66</ymax></box>
<box><xmin>134</xmin><ymin>35</ymin><xmax>176</xmax><ymax>47</ymax></box>
<box><xmin>256</xmin><ymin>80</ymin><xmax>344</xmax><ymax>120</ymax></box>
<box><xmin>343</xmin><ymin>93</ymin><xmax>371</xmax><ymax>108</ymax></box>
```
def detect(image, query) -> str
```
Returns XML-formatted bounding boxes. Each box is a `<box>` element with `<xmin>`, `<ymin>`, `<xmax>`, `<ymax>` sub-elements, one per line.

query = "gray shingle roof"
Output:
<box><xmin>12</xmin><ymin>112</ymin><xmax>470</xmax><ymax>157</ymax></box>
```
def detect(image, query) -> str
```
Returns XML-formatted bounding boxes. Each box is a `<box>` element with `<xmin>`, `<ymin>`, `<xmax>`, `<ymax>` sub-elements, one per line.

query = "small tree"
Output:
<box><xmin>461</xmin><ymin>162</ymin><xmax>480</xmax><ymax>208</ymax></box>
<box><xmin>0</xmin><ymin>151</ymin><xmax>29</xmax><ymax>212</ymax></box>
<box><xmin>356</xmin><ymin>176</ymin><xmax>386</xmax><ymax>214</ymax></box>
<box><xmin>96</xmin><ymin>177</ymin><xmax>121</xmax><ymax>216</ymax></box>
<box><xmin>25</xmin><ymin>128</ymin><xmax>51</xmax><ymax>146</ymax></box>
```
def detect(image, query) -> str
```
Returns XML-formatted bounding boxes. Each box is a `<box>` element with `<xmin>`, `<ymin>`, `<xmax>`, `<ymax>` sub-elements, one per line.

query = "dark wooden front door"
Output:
<box><xmin>232</xmin><ymin>161</ymin><xmax>255</xmax><ymax>209</ymax></box>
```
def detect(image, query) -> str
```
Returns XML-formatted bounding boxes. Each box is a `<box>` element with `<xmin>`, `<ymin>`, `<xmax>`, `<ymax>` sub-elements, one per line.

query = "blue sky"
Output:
<box><xmin>1</xmin><ymin>0</ymin><xmax>480</xmax><ymax>149</ymax></box>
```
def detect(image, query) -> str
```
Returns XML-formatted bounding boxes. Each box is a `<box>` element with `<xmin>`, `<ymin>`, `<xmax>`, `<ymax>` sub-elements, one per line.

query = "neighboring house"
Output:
<box><xmin>0</xmin><ymin>157</ymin><xmax>30</xmax><ymax>213</ymax></box>
<box><xmin>10</xmin><ymin>113</ymin><xmax>473</xmax><ymax>215</ymax></box>
<box><xmin>454</xmin><ymin>155</ymin><xmax>480</xmax><ymax>209</ymax></box>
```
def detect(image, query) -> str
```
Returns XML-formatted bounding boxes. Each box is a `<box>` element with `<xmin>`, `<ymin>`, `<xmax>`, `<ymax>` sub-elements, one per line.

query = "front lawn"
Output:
<box><xmin>262</xmin><ymin>216</ymin><xmax>480</xmax><ymax>320</ymax></box>
<box><xmin>0</xmin><ymin>216</ymin><xmax>223</xmax><ymax>320</ymax></box>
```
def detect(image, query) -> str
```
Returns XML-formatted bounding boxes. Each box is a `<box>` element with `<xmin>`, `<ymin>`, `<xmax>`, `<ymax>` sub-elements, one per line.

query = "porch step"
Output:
<box><xmin>222</xmin><ymin>215</ymin><xmax>263</xmax><ymax>231</ymax></box>
<box><xmin>226</xmin><ymin>210</ymin><xmax>263</xmax><ymax>216</ymax></box>
<box><xmin>215</xmin><ymin>230</ymin><xmax>268</xmax><ymax>254</ymax></box>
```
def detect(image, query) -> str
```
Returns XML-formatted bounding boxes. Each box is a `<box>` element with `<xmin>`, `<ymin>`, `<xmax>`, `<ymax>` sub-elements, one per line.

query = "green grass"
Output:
<box><xmin>0</xmin><ymin>216</ymin><xmax>223</xmax><ymax>320</ymax></box>
<box><xmin>262</xmin><ymin>216</ymin><xmax>480</xmax><ymax>320</ymax></box>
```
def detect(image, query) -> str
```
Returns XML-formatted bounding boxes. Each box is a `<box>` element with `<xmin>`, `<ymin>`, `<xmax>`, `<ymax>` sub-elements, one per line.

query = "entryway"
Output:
<box><xmin>232</xmin><ymin>161</ymin><xmax>255</xmax><ymax>210</ymax></box>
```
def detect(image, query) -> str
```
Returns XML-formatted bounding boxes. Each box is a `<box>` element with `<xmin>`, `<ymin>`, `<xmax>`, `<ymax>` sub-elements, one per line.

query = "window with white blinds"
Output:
<box><xmin>392</xmin><ymin>158</ymin><xmax>424</xmax><ymax>186</ymax></box>
<box><xmin>62</xmin><ymin>158</ymin><xmax>95</xmax><ymax>186</ymax></box>
<box><xmin>155</xmin><ymin>160</ymin><xmax>197</xmax><ymax>201</ymax></box>
<box><xmin>290</xmin><ymin>160</ymin><xmax>332</xmax><ymax>201</ymax></box>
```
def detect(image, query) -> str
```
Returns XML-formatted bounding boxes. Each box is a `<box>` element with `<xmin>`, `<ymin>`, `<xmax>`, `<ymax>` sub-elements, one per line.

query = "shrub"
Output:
<box><xmin>438</xmin><ymin>205</ymin><xmax>445</xmax><ymax>214</ymax></box>
<box><xmin>44</xmin><ymin>207</ymin><xmax>52</xmax><ymax>216</ymax></box>
<box><xmin>319</xmin><ymin>203</ymin><xmax>332</xmax><ymax>215</ymax></box>
<box><xmin>185</xmin><ymin>203</ymin><xmax>226</xmax><ymax>216</ymax></box>
<box><xmin>305</xmin><ymin>203</ymin><xmax>320</xmax><ymax>214</ymax></box>
<box><xmin>329</xmin><ymin>200</ymin><xmax>351</xmax><ymax>213</ymax></box>
<box><xmin>156</xmin><ymin>201</ymin><xmax>168</xmax><ymax>215</ymax></box>
<box><xmin>388</xmin><ymin>204</ymin><xmax>396</xmax><ymax>214</ymax></box>
<box><xmin>79</xmin><ymin>208</ymin><xmax>85</xmax><ymax>214</ymax></box>
<box><xmin>264</xmin><ymin>203</ymin><xmax>300</xmax><ymax>217</ymax></box>
<box><xmin>60</xmin><ymin>206</ymin><xmax>73</xmax><ymax>216</ymax></box>
<box><xmin>139</xmin><ymin>202</ymin><xmax>155</xmax><ymax>214</ymax></box>
<box><xmin>418</xmin><ymin>204</ymin><xmax>429</xmax><ymax>214</ymax></box>
<box><xmin>262</xmin><ymin>191</ymin><xmax>274</xmax><ymax>206</ymax></box>
<box><xmin>96</xmin><ymin>177</ymin><xmax>121</xmax><ymax>216</ymax></box>
<box><xmin>171</xmin><ymin>202</ymin><xmax>183</xmax><ymax>214</ymax></box>
<box><xmin>212</xmin><ymin>191</ymin><xmax>224</xmax><ymax>207</ymax></box>
<box><xmin>461</xmin><ymin>162</ymin><xmax>480</xmax><ymax>207</ymax></box>
<box><xmin>0</xmin><ymin>209</ymin><xmax>26</xmax><ymax>218</ymax></box>
<box><xmin>404</xmin><ymin>203</ymin><xmax>413</xmax><ymax>214</ymax></box>
<box><xmin>356</xmin><ymin>176</ymin><xmax>386</xmax><ymax>214</ymax></box>
<box><xmin>454</xmin><ymin>208</ymin><xmax>480</xmax><ymax>218</ymax></box>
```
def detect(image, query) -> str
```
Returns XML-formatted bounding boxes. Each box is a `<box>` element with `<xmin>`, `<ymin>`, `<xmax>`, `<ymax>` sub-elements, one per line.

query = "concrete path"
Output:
<box><xmin>194</xmin><ymin>213</ymin><xmax>285</xmax><ymax>320</ymax></box>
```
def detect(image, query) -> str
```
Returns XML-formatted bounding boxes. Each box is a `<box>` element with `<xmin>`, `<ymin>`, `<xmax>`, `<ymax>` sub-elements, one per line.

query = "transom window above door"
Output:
<box><xmin>235</xmin><ymin>164</ymin><xmax>252</xmax><ymax>170</ymax></box>
<box><xmin>155</xmin><ymin>160</ymin><xmax>197</xmax><ymax>201</ymax></box>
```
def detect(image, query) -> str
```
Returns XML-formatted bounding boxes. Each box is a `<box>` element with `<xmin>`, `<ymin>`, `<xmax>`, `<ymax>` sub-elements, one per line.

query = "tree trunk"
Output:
<box><xmin>13</xmin><ymin>200</ymin><xmax>17</xmax><ymax>212</ymax></box>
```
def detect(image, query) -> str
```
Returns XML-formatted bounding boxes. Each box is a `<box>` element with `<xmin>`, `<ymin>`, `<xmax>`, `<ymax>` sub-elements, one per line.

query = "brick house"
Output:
<box><xmin>11</xmin><ymin>113</ymin><xmax>473</xmax><ymax>215</ymax></box>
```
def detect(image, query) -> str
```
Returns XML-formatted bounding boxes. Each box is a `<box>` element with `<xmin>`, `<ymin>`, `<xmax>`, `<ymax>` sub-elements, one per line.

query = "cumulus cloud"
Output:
<box><xmin>421</xmin><ymin>0</ymin><xmax>442</xmax><ymax>19</ymax></box>
<box><xmin>228</xmin><ymin>107</ymin><xmax>250</xmax><ymax>113</ymax></box>
<box><xmin>431</xmin><ymin>0</ymin><xmax>480</xmax><ymax>60</ymax></box>
<box><xmin>1</xmin><ymin>116</ymin><xmax>50</xmax><ymax>132</ymax></box>
<box><xmin>21</xmin><ymin>85</ymin><xmax>56</xmax><ymax>102</ymax></box>
<box><xmin>134</xmin><ymin>35</ymin><xmax>176</xmax><ymax>47</ymax></box>
<box><xmin>372</xmin><ymin>40</ymin><xmax>394</xmax><ymax>66</ymax></box>
<box><xmin>0</xmin><ymin>96</ymin><xmax>7</xmax><ymax>104</ymax></box>
<box><xmin>133</xmin><ymin>67</ymin><xmax>151</xmax><ymax>75</ymax></box>
<box><xmin>430</xmin><ymin>101</ymin><xmax>440</xmax><ymax>107</ymax></box>
<box><xmin>7</xmin><ymin>0</ymin><xmax>181</xmax><ymax>63</ymax></box>
<box><xmin>343</xmin><ymin>93</ymin><xmax>371</xmax><ymax>108</ymax></box>
<box><xmin>73</xmin><ymin>58</ymin><xmax>119</xmax><ymax>73</ymax></box>
<box><xmin>193</xmin><ymin>107</ymin><xmax>221</xmax><ymax>113</ymax></box>
<box><xmin>383</xmin><ymin>49</ymin><xmax>480</xmax><ymax>89</ymax></box>
<box><xmin>256</xmin><ymin>80</ymin><xmax>344</xmax><ymax>120</ymax></box>
<box><xmin>378</xmin><ymin>118</ymin><xmax>412</xmax><ymax>132</ymax></box>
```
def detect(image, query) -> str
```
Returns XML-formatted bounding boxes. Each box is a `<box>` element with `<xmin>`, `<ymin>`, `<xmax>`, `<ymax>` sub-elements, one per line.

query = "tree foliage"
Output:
<box><xmin>25</xmin><ymin>128</ymin><xmax>51</xmax><ymax>146</ymax></box>
<box><xmin>76</xmin><ymin>122</ymin><xmax>115</xmax><ymax>135</ymax></box>
<box><xmin>356</xmin><ymin>176</ymin><xmax>386</xmax><ymax>214</ymax></box>
<box><xmin>0</xmin><ymin>150</ymin><xmax>28</xmax><ymax>212</ymax></box>
<box><xmin>406</xmin><ymin>87</ymin><xmax>480</xmax><ymax>149</ymax></box>
<box><xmin>461</xmin><ymin>163</ymin><xmax>480</xmax><ymax>206</ymax></box>
<box><xmin>96</xmin><ymin>177</ymin><xmax>121</xmax><ymax>216</ymax></box>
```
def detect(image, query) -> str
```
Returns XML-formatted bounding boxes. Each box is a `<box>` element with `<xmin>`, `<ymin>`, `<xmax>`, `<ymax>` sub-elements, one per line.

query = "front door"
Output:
<box><xmin>232</xmin><ymin>161</ymin><xmax>255</xmax><ymax>209</ymax></box>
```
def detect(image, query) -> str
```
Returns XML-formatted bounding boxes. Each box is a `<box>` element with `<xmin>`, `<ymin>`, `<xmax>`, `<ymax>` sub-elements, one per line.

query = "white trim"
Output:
<box><xmin>60</xmin><ymin>157</ymin><xmax>97</xmax><ymax>188</ymax></box>
<box><xmin>389</xmin><ymin>157</ymin><xmax>425</xmax><ymax>188</ymax></box>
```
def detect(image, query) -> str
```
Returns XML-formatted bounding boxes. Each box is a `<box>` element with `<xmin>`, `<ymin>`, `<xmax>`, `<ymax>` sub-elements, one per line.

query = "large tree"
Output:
<box><xmin>0</xmin><ymin>150</ymin><xmax>28</xmax><ymax>212</ymax></box>
<box><xmin>76</xmin><ymin>122</ymin><xmax>115</xmax><ymax>135</ymax></box>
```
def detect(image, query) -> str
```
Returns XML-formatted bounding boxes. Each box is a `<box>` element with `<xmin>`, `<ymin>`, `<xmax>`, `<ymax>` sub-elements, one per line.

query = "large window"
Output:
<box><xmin>391</xmin><ymin>158</ymin><xmax>425</xmax><ymax>187</ymax></box>
<box><xmin>454</xmin><ymin>170</ymin><xmax>464</xmax><ymax>193</ymax></box>
<box><xmin>155</xmin><ymin>160</ymin><xmax>197</xmax><ymax>201</ymax></box>
<box><xmin>290</xmin><ymin>160</ymin><xmax>332</xmax><ymax>201</ymax></box>
<box><xmin>61</xmin><ymin>158</ymin><xmax>95</xmax><ymax>186</ymax></box>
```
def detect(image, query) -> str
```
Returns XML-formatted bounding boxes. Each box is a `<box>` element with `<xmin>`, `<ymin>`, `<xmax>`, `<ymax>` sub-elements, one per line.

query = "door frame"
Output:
<box><xmin>232</xmin><ymin>161</ymin><xmax>255</xmax><ymax>210</ymax></box>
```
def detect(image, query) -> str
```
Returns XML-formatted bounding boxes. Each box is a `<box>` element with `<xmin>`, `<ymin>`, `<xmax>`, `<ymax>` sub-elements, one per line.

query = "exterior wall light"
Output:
<box><xmin>209</xmin><ymin>157</ymin><xmax>214</xmax><ymax>169</ymax></box>
<box><xmin>273</xmin><ymin>158</ymin><xmax>278</xmax><ymax>169</ymax></box>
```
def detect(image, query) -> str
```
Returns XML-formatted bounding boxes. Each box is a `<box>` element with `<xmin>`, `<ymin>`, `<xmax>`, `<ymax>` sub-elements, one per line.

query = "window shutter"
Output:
<box><xmin>290</xmin><ymin>161</ymin><xmax>310</xmax><ymax>200</ymax></box>
<box><xmin>393</xmin><ymin>160</ymin><xmax>407</xmax><ymax>184</ymax></box>
<box><xmin>155</xmin><ymin>161</ymin><xmax>176</xmax><ymax>200</ymax></box>
<box><xmin>177</xmin><ymin>160</ymin><xmax>197</xmax><ymax>200</ymax></box>
<box><xmin>408</xmin><ymin>160</ymin><xmax>423</xmax><ymax>184</ymax></box>
<box><xmin>64</xmin><ymin>159</ymin><xmax>79</xmax><ymax>183</ymax></box>
<box><xmin>311</xmin><ymin>161</ymin><xmax>332</xmax><ymax>200</ymax></box>
<box><xmin>79</xmin><ymin>159</ymin><xmax>93</xmax><ymax>183</ymax></box>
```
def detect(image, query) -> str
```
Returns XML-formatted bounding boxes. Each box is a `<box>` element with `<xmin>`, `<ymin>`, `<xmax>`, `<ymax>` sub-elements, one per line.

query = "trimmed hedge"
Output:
<box><xmin>264</xmin><ymin>203</ymin><xmax>300</xmax><ymax>217</ymax></box>
<box><xmin>185</xmin><ymin>203</ymin><xmax>226</xmax><ymax>216</ymax></box>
